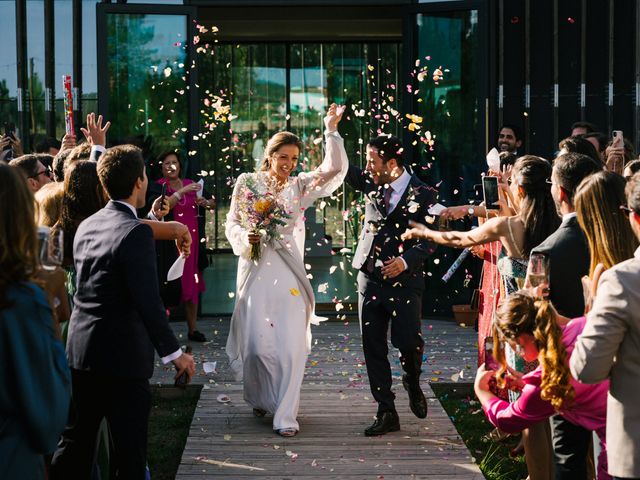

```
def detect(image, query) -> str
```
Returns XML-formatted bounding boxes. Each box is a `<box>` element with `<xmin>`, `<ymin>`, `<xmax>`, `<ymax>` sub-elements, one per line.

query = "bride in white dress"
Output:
<box><xmin>225</xmin><ymin>104</ymin><xmax>348</xmax><ymax>436</ymax></box>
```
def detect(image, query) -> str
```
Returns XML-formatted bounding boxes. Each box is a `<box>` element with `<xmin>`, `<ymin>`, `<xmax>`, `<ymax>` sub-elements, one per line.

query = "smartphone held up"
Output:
<box><xmin>482</xmin><ymin>175</ymin><xmax>500</xmax><ymax>210</ymax></box>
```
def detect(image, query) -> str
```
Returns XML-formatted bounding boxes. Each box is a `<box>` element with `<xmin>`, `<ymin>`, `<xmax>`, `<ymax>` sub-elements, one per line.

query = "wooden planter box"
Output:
<box><xmin>452</xmin><ymin>304</ymin><xmax>478</xmax><ymax>326</ymax></box>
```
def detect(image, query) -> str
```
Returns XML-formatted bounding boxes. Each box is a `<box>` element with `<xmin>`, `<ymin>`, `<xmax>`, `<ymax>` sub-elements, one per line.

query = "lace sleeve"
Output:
<box><xmin>225</xmin><ymin>173</ymin><xmax>251</xmax><ymax>258</ymax></box>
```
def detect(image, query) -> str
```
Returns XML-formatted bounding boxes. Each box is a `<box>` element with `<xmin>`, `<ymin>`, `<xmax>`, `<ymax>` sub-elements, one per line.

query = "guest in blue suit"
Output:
<box><xmin>0</xmin><ymin>163</ymin><xmax>71</xmax><ymax>479</ymax></box>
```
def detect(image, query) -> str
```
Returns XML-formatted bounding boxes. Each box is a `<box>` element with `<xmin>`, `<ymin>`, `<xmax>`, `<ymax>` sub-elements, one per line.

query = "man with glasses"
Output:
<box><xmin>9</xmin><ymin>154</ymin><xmax>53</xmax><ymax>193</ymax></box>
<box><xmin>571</xmin><ymin>172</ymin><xmax>640</xmax><ymax>480</ymax></box>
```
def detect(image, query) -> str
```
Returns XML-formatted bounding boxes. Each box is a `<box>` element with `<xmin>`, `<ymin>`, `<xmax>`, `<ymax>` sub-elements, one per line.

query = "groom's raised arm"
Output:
<box><xmin>345</xmin><ymin>164</ymin><xmax>369</xmax><ymax>192</ymax></box>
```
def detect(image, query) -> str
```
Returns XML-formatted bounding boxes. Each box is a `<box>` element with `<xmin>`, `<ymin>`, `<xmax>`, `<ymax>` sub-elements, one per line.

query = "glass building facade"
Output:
<box><xmin>3</xmin><ymin>0</ymin><xmax>639</xmax><ymax>314</ymax></box>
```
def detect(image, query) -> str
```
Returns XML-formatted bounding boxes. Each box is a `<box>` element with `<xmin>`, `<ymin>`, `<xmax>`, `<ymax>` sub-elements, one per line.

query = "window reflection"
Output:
<box><xmin>0</xmin><ymin>0</ymin><xmax>17</xmax><ymax>129</ymax></box>
<box><xmin>54</xmin><ymin>0</ymin><xmax>73</xmax><ymax>137</ymax></box>
<box><xmin>27</xmin><ymin>0</ymin><xmax>46</xmax><ymax>145</ymax></box>
<box><xmin>106</xmin><ymin>13</ymin><xmax>188</xmax><ymax>150</ymax></box>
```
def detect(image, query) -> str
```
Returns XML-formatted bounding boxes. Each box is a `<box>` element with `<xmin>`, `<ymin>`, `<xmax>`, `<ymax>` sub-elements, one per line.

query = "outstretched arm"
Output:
<box><xmin>402</xmin><ymin>216</ymin><xmax>504</xmax><ymax>249</ymax></box>
<box><xmin>141</xmin><ymin>219</ymin><xmax>191</xmax><ymax>257</ymax></box>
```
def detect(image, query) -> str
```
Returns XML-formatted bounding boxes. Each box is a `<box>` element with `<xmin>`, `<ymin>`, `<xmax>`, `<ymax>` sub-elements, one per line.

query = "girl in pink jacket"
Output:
<box><xmin>475</xmin><ymin>291</ymin><xmax>610</xmax><ymax>479</ymax></box>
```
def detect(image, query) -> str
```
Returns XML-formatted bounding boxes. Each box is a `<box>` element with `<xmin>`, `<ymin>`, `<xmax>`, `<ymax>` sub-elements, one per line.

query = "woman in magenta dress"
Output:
<box><xmin>157</xmin><ymin>150</ymin><xmax>215</xmax><ymax>342</ymax></box>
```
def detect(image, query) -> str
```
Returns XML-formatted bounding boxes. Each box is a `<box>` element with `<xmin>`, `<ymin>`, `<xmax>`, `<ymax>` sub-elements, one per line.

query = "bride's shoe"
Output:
<box><xmin>276</xmin><ymin>428</ymin><xmax>298</xmax><ymax>437</ymax></box>
<box><xmin>253</xmin><ymin>408</ymin><xmax>267</xmax><ymax>417</ymax></box>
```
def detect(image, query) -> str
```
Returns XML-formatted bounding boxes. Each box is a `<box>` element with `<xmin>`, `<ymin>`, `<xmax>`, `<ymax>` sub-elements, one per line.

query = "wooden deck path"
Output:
<box><xmin>152</xmin><ymin>318</ymin><xmax>482</xmax><ymax>479</ymax></box>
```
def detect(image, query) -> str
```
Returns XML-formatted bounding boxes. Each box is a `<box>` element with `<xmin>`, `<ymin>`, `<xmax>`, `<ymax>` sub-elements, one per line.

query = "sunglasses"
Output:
<box><xmin>29</xmin><ymin>168</ymin><xmax>51</xmax><ymax>180</ymax></box>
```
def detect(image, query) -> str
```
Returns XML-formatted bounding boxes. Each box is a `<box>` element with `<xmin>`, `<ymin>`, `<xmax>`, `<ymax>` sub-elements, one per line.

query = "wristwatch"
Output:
<box><xmin>467</xmin><ymin>207</ymin><xmax>475</xmax><ymax>216</ymax></box>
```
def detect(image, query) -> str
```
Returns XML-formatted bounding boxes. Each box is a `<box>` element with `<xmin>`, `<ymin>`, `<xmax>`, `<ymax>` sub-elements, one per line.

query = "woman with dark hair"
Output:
<box><xmin>404</xmin><ymin>155</ymin><xmax>560</xmax><ymax>291</ymax></box>
<box><xmin>403</xmin><ymin>155</ymin><xmax>561</xmax><ymax>478</ymax></box>
<box><xmin>0</xmin><ymin>163</ymin><xmax>70</xmax><ymax>479</ymax></box>
<box><xmin>474</xmin><ymin>291</ymin><xmax>610</xmax><ymax>480</ymax></box>
<box><xmin>156</xmin><ymin>150</ymin><xmax>215</xmax><ymax>342</ymax></box>
<box><xmin>225</xmin><ymin>104</ymin><xmax>348</xmax><ymax>437</ymax></box>
<box><xmin>54</xmin><ymin>161</ymin><xmax>107</xmax><ymax>269</ymax></box>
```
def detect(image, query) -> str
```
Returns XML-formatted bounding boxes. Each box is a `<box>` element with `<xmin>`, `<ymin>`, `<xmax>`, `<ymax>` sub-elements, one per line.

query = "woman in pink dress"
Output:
<box><xmin>157</xmin><ymin>151</ymin><xmax>215</xmax><ymax>342</ymax></box>
<box><xmin>475</xmin><ymin>291</ymin><xmax>610</xmax><ymax>480</ymax></box>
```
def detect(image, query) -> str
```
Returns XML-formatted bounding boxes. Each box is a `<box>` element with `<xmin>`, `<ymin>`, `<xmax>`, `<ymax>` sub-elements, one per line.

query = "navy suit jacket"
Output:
<box><xmin>66</xmin><ymin>201</ymin><xmax>180</xmax><ymax>379</ymax></box>
<box><xmin>345</xmin><ymin>165</ymin><xmax>438</xmax><ymax>291</ymax></box>
<box><xmin>530</xmin><ymin>215</ymin><xmax>589</xmax><ymax>318</ymax></box>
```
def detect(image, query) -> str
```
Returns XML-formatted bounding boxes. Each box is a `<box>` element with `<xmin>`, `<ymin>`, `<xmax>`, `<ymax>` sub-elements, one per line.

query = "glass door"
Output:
<box><xmin>407</xmin><ymin>3</ymin><xmax>489</xmax><ymax>316</ymax></box>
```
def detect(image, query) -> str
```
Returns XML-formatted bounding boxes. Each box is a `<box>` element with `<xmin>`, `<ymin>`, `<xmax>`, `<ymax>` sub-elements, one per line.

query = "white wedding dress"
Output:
<box><xmin>225</xmin><ymin>130</ymin><xmax>348</xmax><ymax>431</ymax></box>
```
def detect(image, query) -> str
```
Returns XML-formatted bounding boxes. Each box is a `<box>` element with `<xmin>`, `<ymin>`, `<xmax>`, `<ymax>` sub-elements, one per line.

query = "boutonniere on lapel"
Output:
<box><xmin>405</xmin><ymin>186</ymin><xmax>420</xmax><ymax>213</ymax></box>
<box><xmin>367</xmin><ymin>220</ymin><xmax>380</xmax><ymax>234</ymax></box>
<box><xmin>366</xmin><ymin>189</ymin><xmax>384</xmax><ymax>203</ymax></box>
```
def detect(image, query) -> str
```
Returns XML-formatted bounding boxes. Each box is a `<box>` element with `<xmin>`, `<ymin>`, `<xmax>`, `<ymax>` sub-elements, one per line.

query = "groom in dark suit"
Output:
<box><xmin>530</xmin><ymin>151</ymin><xmax>601</xmax><ymax>479</ymax></box>
<box><xmin>346</xmin><ymin>135</ymin><xmax>437</xmax><ymax>436</ymax></box>
<box><xmin>50</xmin><ymin>145</ymin><xmax>195</xmax><ymax>478</ymax></box>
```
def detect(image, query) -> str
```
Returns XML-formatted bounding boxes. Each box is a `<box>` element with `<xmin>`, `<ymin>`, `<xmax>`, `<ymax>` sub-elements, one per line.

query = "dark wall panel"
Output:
<box><xmin>584</xmin><ymin>0</ymin><xmax>609</xmax><ymax>132</ymax></box>
<box><xmin>612</xmin><ymin>0</ymin><xmax>635</xmax><ymax>143</ymax></box>
<box><xmin>557</xmin><ymin>0</ymin><xmax>582</xmax><ymax>138</ymax></box>
<box><xmin>501</xmin><ymin>0</ymin><xmax>525</xmax><ymax>130</ymax></box>
<box><xmin>528</xmin><ymin>0</ymin><xmax>554</xmax><ymax>156</ymax></box>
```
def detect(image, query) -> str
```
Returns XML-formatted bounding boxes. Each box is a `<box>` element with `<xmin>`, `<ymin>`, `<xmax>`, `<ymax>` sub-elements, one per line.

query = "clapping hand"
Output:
<box><xmin>324</xmin><ymin>103</ymin><xmax>345</xmax><ymax>132</ymax></box>
<box><xmin>81</xmin><ymin>112</ymin><xmax>111</xmax><ymax>147</ymax></box>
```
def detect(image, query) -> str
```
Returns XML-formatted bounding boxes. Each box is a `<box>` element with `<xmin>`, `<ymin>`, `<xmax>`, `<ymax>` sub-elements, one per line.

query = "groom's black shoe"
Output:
<box><xmin>403</xmin><ymin>374</ymin><xmax>428</xmax><ymax>419</ymax></box>
<box><xmin>364</xmin><ymin>410</ymin><xmax>400</xmax><ymax>436</ymax></box>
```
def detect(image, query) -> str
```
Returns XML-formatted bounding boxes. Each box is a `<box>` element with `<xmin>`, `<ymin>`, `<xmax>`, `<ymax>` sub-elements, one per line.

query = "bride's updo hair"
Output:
<box><xmin>259</xmin><ymin>131</ymin><xmax>303</xmax><ymax>172</ymax></box>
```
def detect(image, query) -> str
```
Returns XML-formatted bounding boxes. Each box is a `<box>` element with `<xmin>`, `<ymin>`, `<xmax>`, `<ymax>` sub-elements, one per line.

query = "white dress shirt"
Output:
<box><xmin>113</xmin><ymin>200</ymin><xmax>182</xmax><ymax>365</ymax></box>
<box><xmin>385</xmin><ymin>169</ymin><xmax>412</xmax><ymax>214</ymax></box>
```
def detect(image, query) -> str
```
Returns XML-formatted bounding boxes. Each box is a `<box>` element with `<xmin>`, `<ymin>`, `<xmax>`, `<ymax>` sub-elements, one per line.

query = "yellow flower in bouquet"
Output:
<box><xmin>254</xmin><ymin>198</ymin><xmax>274</xmax><ymax>215</ymax></box>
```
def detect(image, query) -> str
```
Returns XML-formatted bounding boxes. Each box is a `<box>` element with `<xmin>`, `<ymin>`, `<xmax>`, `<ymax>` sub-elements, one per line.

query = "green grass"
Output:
<box><xmin>147</xmin><ymin>385</ymin><xmax>202</xmax><ymax>480</ymax></box>
<box><xmin>431</xmin><ymin>383</ymin><xmax>528</xmax><ymax>480</ymax></box>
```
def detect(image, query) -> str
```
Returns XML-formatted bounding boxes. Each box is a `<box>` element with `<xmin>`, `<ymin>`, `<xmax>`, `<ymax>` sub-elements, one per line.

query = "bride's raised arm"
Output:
<box><xmin>296</xmin><ymin>104</ymin><xmax>349</xmax><ymax>209</ymax></box>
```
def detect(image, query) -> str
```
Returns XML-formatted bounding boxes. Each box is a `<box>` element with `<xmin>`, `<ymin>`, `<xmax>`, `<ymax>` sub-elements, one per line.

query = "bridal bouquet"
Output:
<box><xmin>236</xmin><ymin>175</ymin><xmax>291</xmax><ymax>261</ymax></box>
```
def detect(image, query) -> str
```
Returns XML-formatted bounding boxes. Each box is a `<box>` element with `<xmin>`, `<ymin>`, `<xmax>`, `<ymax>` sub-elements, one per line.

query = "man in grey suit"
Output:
<box><xmin>570</xmin><ymin>172</ymin><xmax>640</xmax><ymax>480</ymax></box>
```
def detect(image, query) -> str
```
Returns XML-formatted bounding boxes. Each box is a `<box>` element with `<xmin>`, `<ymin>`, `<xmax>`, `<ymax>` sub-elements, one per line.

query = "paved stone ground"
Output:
<box><xmin>152</xmin><ymin>318</ymin><xmax>482</xmax><ymax>479</ymax></box>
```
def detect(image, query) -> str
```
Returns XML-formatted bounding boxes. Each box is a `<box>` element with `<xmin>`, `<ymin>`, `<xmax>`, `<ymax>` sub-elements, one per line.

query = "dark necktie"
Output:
<box><xmin>366</xmin><ymin>186</ymin><xmax>393</xmax><ymax>272</ymax></box>
<box><xmin>382</xmin><ymin>185</ymin><xmax>393</xmax><ymax>214</ymax></box>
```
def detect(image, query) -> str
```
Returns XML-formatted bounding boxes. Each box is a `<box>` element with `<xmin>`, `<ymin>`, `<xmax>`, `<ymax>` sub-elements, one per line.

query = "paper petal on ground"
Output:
<box><xmin>203</xmin><ymin>361</ymin><xmax>217</xmax><ymax>374</ymax></box>
<box><xmin>290</xmin><ymin>288</ymin><xmax>300</xmax><ymax>296</ymax></box>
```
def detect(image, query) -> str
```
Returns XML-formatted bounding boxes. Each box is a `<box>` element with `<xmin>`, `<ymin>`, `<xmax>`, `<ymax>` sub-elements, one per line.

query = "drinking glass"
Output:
<box><xmin>38</xmin><ymin>226</ymin><xmax>64</xmax><ymax>270</ymax></box>
<box><xmin>195</xmin><ymin>179</ymin><xmax>204</xmax><ymax>218</ymax></box>
<box><xmin>526</xmin><ymin>252</ymin><xmax>549</xmax><ymax>288</ymax></box>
